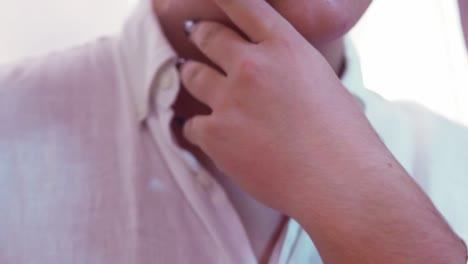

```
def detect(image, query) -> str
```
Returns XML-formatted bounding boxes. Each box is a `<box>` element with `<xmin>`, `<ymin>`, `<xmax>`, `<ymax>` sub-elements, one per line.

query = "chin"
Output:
<box><xmin>272</xmin><ymin>0</ymin><xmax>372</xmax><ymax>44</ymax></box>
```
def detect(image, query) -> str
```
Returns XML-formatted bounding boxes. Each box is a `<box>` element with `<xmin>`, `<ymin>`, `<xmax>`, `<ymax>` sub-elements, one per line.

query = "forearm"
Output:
<box><xmin>293</xmin><ymin>134</ymin><xmax>466</xmax><ymax>263</ymax></box>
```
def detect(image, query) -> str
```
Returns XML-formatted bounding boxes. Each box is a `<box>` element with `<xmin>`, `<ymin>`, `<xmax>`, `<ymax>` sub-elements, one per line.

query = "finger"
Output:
<box><xmin>183</xmin><ymin>115</ymin><xmax>212</xmax><ymax>147</ymax></box>
<box><xmin>211</xmin><ymin>0</ymin><xmax>291</xmax><ymax>43</ymax></box>
<box><xmin>179</xmin><ymin>60</ymin><xmax>225</xmax><ymax>107</ymax></box>
<box><xmin>186</xmin><ymin>20</ymin><xmax>250</xmax><ymax>72</ymax></box>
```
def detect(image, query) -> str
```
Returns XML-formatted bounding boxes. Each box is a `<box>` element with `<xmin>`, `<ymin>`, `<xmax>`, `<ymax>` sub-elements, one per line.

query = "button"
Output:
<box><xmin>159</xmin><ymin>67</ymin><xmax>175</xmax><ymax>90</ymax></box>
<box><xmin>154</xmin><ymin>62</ymin><xmax>181</xmax><ymax>110</ymax></box>
<box><xmin>179</xmin><ymin>150</ymin><xmax>213</xmax><ymax>189</ymax></box>
<box><xmin>210</xmin><ymin>188</ymin><xmax>227</xmax><ymax>204</ymax></box>
<box><xmin>180</xmin><ymin>150</ymin><xmax>200</xmax><ymax>172</ymax></box>
<box><xmin>149</xmin><ymin>178</ymin><xmax>166</xmax><ymax>192</ymax></box>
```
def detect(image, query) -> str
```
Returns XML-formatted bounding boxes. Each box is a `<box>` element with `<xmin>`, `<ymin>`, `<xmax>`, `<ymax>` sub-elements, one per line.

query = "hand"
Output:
<box><xmin>179</xmin><ymin>0</ymin><xmax>378</xmax><ymax>217</ymax></box>
<box><xmin>178</xmin><ymin>3</ymin><xmax>468</xmax><ymax>262</ymax></box>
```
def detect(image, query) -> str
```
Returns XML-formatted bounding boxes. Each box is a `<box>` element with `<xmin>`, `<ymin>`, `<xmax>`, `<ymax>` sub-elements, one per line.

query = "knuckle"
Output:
<box><xmin>273</xmin><ymin>38</ymin><xmax>300</xmax><ymax>59</ymax></box>
<box><xmin>259</xmin><ymin>18</ymin><xmax>278</xmax><ymax>36</ymax></box>
<box><xmin>237</xmin><ymin>57</ymin><xmax>264</xmax><ymax>81</ymax></box>
<box><xmin>214</xmin><ymin>92</ymin><xmax>230</xmax><ymax>108</ymax></box>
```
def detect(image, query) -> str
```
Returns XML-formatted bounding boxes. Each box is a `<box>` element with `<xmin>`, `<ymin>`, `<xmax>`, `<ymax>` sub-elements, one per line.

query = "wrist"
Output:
<box><xmin>287</xmin><ymin>130</ymin><xmax>396</xmax><ymax>220</ymax></box>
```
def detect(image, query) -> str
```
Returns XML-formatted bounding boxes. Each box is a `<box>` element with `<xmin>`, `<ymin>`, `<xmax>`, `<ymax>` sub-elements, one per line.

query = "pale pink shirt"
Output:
<box><xmin>1</xmin><ymin>0</ymin><xmax>467</xmax><ymax>263</ymax></box>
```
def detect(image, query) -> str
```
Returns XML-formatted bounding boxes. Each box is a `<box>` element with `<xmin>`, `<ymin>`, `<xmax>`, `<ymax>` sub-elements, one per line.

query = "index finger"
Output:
<box><xmin>213</xmin><ymin>0</ymin><xmax>291</xmax><ymax>43</ymax></box>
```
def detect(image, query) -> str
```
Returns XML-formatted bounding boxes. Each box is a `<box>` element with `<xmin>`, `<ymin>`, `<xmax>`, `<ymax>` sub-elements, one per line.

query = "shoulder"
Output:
<box><xmin>397</xmin><ymin>101</ymin><xmax>468</xmax><ymax>241</ymax></box>
<box><xmin>0</xmin><ymin>37</ymin><xmax>132</xmax><ymax>154</ymax></box>
<box><xmin>0</xmin><ymin>37</ymin><xmax>119</xmax><ymax>102</ymax></box>
<box><xmin>363</xmin><ymin>93</ymin><xmax>468</xmax><ymax>179</ymax></box>
<box><xmin>363</xmin><ymin>92</ymin><xmax>468</xmax><ymax>145</ymax></box>
<box><xmin>394</xmin><ymin>101</ymin><xmax>468</xmax><ymax>145</ymax></box>
<box><xmin>0</xmin><ymin>37</ymin><xmax>123</xmax><ymax>125</ymax></box>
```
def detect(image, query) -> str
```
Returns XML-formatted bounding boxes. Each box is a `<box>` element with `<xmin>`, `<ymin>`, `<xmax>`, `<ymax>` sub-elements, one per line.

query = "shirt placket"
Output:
<box><xmin>146</xmin><ymin>61</ymin><xmax>257</xmax><ymax>264</ymax></box>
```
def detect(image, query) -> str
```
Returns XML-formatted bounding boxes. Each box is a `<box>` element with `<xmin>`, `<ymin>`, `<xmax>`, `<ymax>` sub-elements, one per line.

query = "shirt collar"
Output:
<box><xmin>116</xmin><ymin>0</ymin><xmax>366</xmax><ymax>121</ymax></box>
<box><xmin>341</xmin><ymin>38</ymin><xmax>366</xmax><ymax>96</ymax></box>
<box><xmin>116</xmin><ymin>0</ymin><xmax>177</xmax><ymax>121</ymax></box>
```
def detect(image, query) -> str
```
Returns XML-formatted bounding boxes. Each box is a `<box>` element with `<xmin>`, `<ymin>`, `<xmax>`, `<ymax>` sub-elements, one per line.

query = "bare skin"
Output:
<box><xmin>154</xmin><ymin>0</ymin><xmax>371</xmax><ymax>263</ymax></box>
<box><xmin>153</xmin><ymin>0</ymin><xmax>371</xmax><ymax>262</ymax></box>
<box><xmin>176</xmin><ymin>0</ymin><xmax>466</xmax><ymax>263</ymax></box>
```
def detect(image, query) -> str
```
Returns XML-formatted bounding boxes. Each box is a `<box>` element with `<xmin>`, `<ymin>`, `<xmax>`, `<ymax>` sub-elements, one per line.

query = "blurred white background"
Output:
<box><xmin>351</xmin><ymin>0</ymin><xmax>468</xmax><ymax>125</ymax></box>
<box><xmin>0</xmin><ymin>0</ymin><xmax>467</xmax><ymax>124</ymax></box>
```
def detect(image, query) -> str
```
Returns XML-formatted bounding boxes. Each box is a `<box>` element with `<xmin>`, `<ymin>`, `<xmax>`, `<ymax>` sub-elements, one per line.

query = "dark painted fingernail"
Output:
<box><xmin>176</xmin><ymin>57</ymin><xmax>186</xmax><ymax>70</ymax></box>
<box><xmin>184</xmin><ymin>20</ymin><xmax>196</xmax><ymax>36</ymax></box>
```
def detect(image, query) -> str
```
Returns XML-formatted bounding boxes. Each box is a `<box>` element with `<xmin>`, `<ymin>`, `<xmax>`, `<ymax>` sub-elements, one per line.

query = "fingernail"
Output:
<box><xmin>176</xmin><ymin>57</ymin><xmax>186</xmax><ymax>70</ymax></box>
<box><xmin>184</xmin><ymin>20</ymin><xmax>196</xmax><ymax>36</ymax></box>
